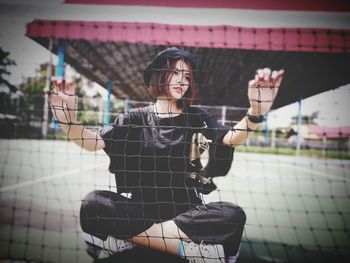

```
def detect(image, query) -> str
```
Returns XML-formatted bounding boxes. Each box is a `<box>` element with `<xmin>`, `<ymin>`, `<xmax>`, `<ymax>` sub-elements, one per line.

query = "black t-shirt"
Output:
<box><xmin>100</xmin><ymin>105</ymin><xmax>234</xmax><ymax>207</ymax></box>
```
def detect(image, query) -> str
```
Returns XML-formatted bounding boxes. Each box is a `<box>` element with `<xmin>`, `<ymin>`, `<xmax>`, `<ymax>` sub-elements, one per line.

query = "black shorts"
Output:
<box><xmin>80</xmin><ymin>190</ymin><xmax>246</xmax><ymax>256</ymax></box>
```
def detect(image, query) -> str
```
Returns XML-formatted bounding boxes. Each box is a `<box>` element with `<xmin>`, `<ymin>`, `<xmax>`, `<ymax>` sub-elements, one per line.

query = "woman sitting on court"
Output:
<box><xmin>49</xmin><ymin>47</ymin><xmax>284</xmax><ymax>262</ymax></box>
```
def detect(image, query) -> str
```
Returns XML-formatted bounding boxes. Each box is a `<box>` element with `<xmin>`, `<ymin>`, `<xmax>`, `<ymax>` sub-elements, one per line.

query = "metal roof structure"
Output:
<box><xmin>25</xmin><ymin>1</ymin><xmax>350</xmax><ymax>114</ymax></box>
<box><xmin>27</xmin><ymin>20</ymin><xmax>350</xmax><ymax>110</ymax></box>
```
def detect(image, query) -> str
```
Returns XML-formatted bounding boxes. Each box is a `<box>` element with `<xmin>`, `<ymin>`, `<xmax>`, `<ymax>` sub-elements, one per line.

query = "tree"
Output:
<box><xmin>0</xmin><ymin>47</ymin><xmax>16</xmax><ymax>91</ymax></box>
<box><xmin>0</xmin><ymin>47</ymin><xmax>17</xmax><ymax>114</ymax></box>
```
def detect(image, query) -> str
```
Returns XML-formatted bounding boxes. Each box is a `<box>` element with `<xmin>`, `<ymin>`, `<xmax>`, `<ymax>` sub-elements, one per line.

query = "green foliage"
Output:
<box><xmin>0</xmin><ymin>47</ymin><xmax>16</xmax><ymax>83</ymax></box>
<box><xmin>0</xmin><ymin>47</ymin><xmax>17</xmax><ymax>115</ymax></box>
<box><xmin>17</xmin><ymin>63</ymin><xmax>52</xmax><ymax>123</ymax></box>
<box><xmin>236</xmin><ymin>145</ymin><xmax>350</xmax><ymax>160</ymax></box>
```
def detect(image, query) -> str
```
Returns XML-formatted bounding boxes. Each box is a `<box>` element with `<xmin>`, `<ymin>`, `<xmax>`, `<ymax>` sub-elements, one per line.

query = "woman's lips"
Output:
<box><xmin>173</xmin><ymin>87</ymin><xmax>183</xmax><ymax>94</ymax></box>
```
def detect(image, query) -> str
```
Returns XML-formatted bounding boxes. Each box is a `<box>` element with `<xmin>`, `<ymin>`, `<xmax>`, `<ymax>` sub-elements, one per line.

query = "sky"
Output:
<box><xmin>0</xmin><ymin>0</ymin><xmax>349</xmax><ymax>128</ymax></box>
<box><xmin>267</xmin><ymin>84</ymin><xmax>350</xmax><ymax>128</ymax></box>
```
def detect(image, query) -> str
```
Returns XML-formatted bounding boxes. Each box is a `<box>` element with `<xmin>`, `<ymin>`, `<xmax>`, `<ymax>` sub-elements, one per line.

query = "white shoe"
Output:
<box><xmin>82</xmin><ymin>233</ymin><xmax>136</xmax><ymax>254</ymax></box>
<box><xmin>182</xmin><ymin>241</ymin><xmax>226</xmax><ymax>263</ymax></box>
<box><xmin>225</xmin><ymin>249</ymin><xmax>240</xmax><ymax>263</ymax></box>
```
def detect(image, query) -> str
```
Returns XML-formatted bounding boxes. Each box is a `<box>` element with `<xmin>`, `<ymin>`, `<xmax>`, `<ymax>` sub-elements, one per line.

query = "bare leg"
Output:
<box><xmin>128</xmin><ymin>220</ymin><xmax>191</xmax><ymax>255</ymax></box>
<box><xmin>83</xmin><ymin>220</ymin><xmax>226</xmax><ymax>261</ymax></box>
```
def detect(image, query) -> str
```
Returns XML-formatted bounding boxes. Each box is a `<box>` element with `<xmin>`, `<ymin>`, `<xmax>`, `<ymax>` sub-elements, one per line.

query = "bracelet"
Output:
<box><xmin>246</xmin><ymin>113</ymin><xmax>266</xmax><ymax>123</ymax></box>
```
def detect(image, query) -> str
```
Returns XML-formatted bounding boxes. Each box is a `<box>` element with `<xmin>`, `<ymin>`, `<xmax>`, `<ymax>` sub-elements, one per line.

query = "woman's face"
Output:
<box><xmin>165</xmin><ymin>60</ymin><xmax>191</xmax><ymax>101</ymax></box>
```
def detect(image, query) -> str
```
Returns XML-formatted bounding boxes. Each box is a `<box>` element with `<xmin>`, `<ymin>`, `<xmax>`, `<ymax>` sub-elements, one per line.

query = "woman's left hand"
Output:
<box><xmin>247</xmin><ymin>68</ymin><xmax>284</xmax><ymax>116</ymax></box>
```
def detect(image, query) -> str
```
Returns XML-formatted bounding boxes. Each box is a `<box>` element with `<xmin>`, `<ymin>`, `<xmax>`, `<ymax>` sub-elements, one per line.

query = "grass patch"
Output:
<box><xmin>46</xmin><ymin>133</ymin><xmax>68</xmax><ymax>141</ymax></box>
<box><xmin>235</xmin><ymin>146</ymin><xmax>350</xmax><ymax>160</ymax></box>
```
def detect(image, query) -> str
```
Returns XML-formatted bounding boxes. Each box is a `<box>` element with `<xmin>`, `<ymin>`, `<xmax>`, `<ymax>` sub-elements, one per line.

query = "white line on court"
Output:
<box><xmin>279</xmin><ymin>162</ymin><xmax>350</xmax><ymax>182</ymax></box>
<box><xmin>232</xmin><ymin>160</ymin><xmax>350</xmax><ymax>183</ymax></box>
<box><xmin>0</xmin><ymin>163</ymin><xmax>108</xmax><ymax>193</ymax></box>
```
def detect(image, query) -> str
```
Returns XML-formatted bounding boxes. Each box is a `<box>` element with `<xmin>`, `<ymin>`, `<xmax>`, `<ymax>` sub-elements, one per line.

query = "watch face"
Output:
<box><xmin>246</xmin><ymin>114</ymin><xmax>265</xmax><ymax>123</ymax></box>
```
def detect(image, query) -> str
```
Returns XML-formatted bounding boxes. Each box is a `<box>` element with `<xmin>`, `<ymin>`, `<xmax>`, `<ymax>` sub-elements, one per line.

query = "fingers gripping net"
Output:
<box><xmin>1</xmin><ymin>21</ymin><xmax>350</xmax><ymax>263</ymax></box>
<box><xmin>249</xmin><ymin>84</ymin><xmax>278</xmax><ymax>116</ymax></box>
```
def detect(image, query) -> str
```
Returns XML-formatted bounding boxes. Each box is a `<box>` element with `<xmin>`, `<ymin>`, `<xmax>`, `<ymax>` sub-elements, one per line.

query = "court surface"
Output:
<box><xmin>0</xmin><ymin>139</ymin><xmax>349</xmax><ymax>262</ymax></box>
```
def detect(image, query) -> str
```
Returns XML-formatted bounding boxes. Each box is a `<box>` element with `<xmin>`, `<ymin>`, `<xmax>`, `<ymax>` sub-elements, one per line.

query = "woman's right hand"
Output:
<box><xmin>47</xmin><ymin>76</ymin><xmax>105</xmax><ymax>151</ymax></box>
<box><xmin>48</xmin><ymin>77</ymin><xmax>78</xmax><ymax>125</ymax></box>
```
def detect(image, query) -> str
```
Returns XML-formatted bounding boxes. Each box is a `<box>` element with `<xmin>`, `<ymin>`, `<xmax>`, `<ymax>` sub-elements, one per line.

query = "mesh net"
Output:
<box><xmin>1</xmin><ymin>20</ymin><xmax>350</xmax><ymax>263</ymax></box>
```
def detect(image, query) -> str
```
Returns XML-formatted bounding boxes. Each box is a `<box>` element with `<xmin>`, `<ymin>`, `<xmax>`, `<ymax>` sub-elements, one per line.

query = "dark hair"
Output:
<box><xmin>148</xmin><ymin>58</ymin><xmax>197</xmax><ymax>108</ymax></box>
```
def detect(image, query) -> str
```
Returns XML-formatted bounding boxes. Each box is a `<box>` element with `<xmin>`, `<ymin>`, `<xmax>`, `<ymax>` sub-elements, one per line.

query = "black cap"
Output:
<box><xmin>143</xmin><ymin>47</ymin><xmax>198</xmax><ymax>85</ymax></box>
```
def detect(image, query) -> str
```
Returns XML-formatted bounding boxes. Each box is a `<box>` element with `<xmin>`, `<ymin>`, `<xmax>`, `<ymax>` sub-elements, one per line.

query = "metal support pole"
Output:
<box><xmin>296</xmin><ymin>97</ymin><xmax>303</xmax><ymax>155</ymax></box>
<box><xmin>56</xmin><ymin>40</ymin><xmax>65</xmax><ymax>77</ymax></box>
<box><xmin>271</xmin><ymin>128</ymin><xmax>276</xmax><ymax>148</ymax></box>
<box><xmin>104</xmin><ymin>80</ymin><xmax>112</xmax><ymax>125</ymax></box>
<box><xmin>98</xmin><ymin>97</ymin><xmax>103</xmax><ymax>124</ymax></box>
<box><xmin>124</xmin><ymin>98</ymin><xmax>129</xmax><ymax>113</ymax></box>
<box><xmin>124</xmin><ymin>98</ymin><xmax>132</xmax><ymax>113</ymax></box>
<box><xmin>42</xmin><ymin>38</ymin><xmax>53</xmax><ymax>138</ymax></box>
<box><xmin>264</xmin><ymin>113</ymin><xmax>269</xmax><ymax>145</ymax></box>
<box><xmin>51</xmin><ymin>40</ymin><xmax>65</xmax><ymax>128</ymax></box>
<box><xmin>221</xmin><ymin>105</ymin><xmax>227</xmax><ymax>125</ymax></box>
<box><xmin>322</xmin><ymin>136</ymin><xmax>327</xmax><ymax>156</ymax></box>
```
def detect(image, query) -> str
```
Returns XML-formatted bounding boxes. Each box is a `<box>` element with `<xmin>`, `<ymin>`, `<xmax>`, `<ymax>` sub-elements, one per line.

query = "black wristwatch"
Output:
<box><xmin>246</xmin><ymin>113</ymin><xmax>266</xmax><ymax>123</ymax></box>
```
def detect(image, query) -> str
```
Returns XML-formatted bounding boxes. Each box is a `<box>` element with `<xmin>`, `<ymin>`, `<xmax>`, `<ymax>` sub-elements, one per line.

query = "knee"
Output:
<box><xmin>80</xmin><ymin>191</ymin><xmax>109</xmax><ymax>219</ymax></box>
<box><xmin>213</xmin><ymin>202</ymin><xmax>246</xmax><ymax>256</ymax></box>
<box><xmin>80</xmin><ymin>190</ymin><xmax>116</xmax><ymax>217</ymax></box>
<box><xmin>219</xmin><ymin>202</ymin><xmax>246</xmax><ymax>227</ymax></box>
<box><xmin>80</xmin><ymin>190</ymin><xmax>111</xmax><ymax>239</ymax></box>
<box><xmin>81</xmin><ymin>191</ymin><xmax>101</xmax><ymax>213</ymax></box>
<box><xmin>80</xmin><ymin>191</ymin><xmax>99</xmax><ymax>229</ymax></box>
